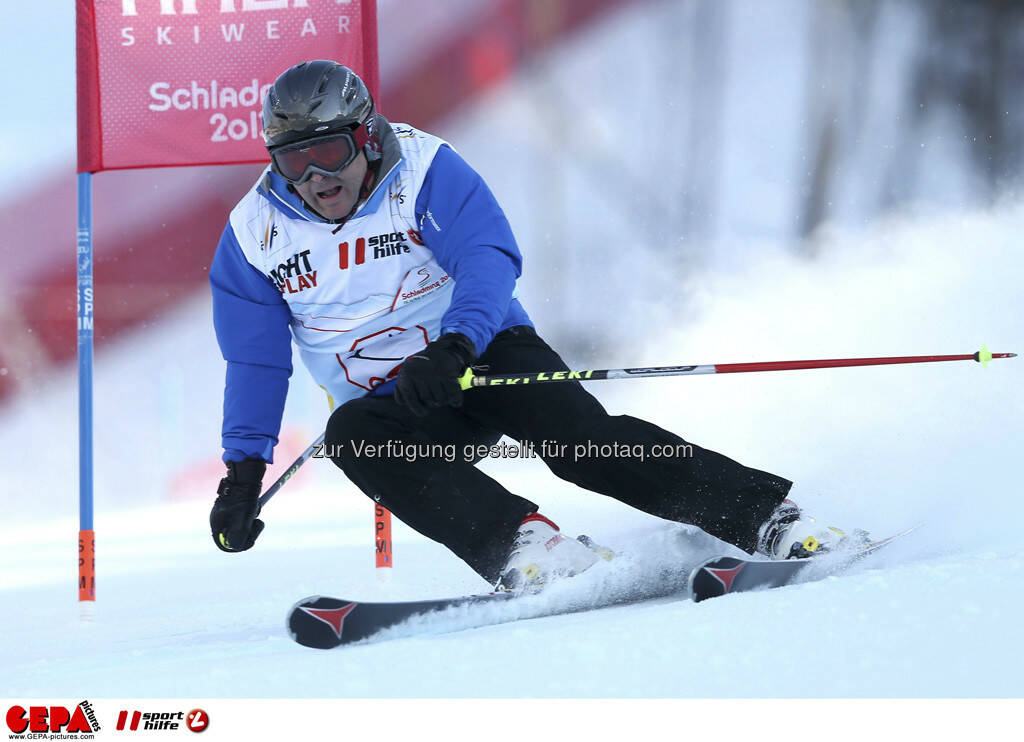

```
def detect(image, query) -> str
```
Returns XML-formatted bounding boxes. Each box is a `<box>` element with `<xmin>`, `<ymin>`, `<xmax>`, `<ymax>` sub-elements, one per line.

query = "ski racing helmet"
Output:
<box><xmin>262</xmin><ymin>60</ymin><xmax>380</xmax><ymax>184</ymax></box>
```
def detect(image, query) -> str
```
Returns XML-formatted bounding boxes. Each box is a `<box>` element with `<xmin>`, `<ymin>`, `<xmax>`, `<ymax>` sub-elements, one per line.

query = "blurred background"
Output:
<box><xmin>0</xmin><ymin>0</ymin><xmax>1021</xmax><ymax>529</ymax></box>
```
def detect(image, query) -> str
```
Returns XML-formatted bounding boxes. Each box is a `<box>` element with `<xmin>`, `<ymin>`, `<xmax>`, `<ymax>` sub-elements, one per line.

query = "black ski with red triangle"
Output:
<box><xmin>688</xmin><ymin>527</ymin><xmax>916</xmax><ymax>602</ymax></box>
<box><xmin>287</xmin><ymin>578</ymin><xmax>687</xmax><ymax>649</ymax></box>
<box><xmin>287</xmin><ymin>591</ymin><xmax>517</xmax><ymax>649</ymax></box>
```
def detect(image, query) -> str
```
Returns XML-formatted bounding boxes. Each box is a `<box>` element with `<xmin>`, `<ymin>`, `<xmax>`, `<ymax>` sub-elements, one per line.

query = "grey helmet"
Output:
<box><xmin>262</xmin><ymin>60</ymin><xmax>379</xmax><ymax>155</ymax></box>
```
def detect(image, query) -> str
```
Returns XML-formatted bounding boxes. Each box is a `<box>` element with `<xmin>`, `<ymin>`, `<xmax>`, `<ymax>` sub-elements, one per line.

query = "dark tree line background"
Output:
<box><xmin>802</xmin><ymin>0</ymin><xmax>1024</xmax><ymax>244</ymax></box>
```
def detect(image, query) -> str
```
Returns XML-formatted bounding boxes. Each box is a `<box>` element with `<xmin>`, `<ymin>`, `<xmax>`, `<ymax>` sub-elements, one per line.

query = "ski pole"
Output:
<box><xmin>259</xmin><ymin>346</ymin><xmax>1016</xmax><ymax>505</ymax></box>
<box><xmin>458</xmin><ymin>345</ymin><xmax>1015</xmax><ymax>390</ymax></box>
<box><xmin>258</xmin><ymin>431</ymin><xmax>324</xmax><ymax>507</ymax></box>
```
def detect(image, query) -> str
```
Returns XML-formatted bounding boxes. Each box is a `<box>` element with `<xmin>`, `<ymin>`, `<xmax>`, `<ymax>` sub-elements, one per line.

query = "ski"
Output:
<box><xmin>288</xmin><ymin>591</ymin><xmax>516</xmax><ymax>649</ymax></box>
<box><xmin>688</xmin><ymin>526</ymin><xmax>918</xmax><ymax>602</ymax></box>
<box><xmin>287</xmin><ymin>575</ymin><xmax>688</xmax><ymax>649</ymax></box>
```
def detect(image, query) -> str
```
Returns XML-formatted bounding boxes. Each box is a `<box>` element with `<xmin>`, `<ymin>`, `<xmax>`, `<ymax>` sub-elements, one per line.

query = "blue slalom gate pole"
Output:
<box><xmin>77</xmin><ymin>171</ymin><xmax>95</xmax><ymax>613</ymax></box>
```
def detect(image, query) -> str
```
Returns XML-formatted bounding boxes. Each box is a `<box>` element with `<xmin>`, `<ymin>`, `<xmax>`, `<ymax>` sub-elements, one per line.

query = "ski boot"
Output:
<box><xmin>495</xmin><ymin>513</ymin><xmax>612</xmax><ymax>593</ymax></box>
<box><xmin>756</xmin><ymin>500</ymin><xmax>864</xmax><ymax>560</ymax></box>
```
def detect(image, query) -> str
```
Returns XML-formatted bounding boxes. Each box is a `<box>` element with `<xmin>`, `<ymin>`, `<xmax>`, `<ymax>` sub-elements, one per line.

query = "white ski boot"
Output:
<box><xmin>495</xmin><ymin>513</ymin><xmax>611</xmax><ymax>593</ymax></box>
<box><xmin>756</xmin><ymin>500</ymin><xmax>858</xmax><ymax>560</ymax></box>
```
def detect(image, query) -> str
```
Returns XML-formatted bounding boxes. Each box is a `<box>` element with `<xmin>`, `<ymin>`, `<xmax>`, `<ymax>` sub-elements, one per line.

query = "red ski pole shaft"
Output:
<box><xmin>714</xmin><ymin>351</ymin><xmax>1014</xmax><ymax>374</ymax></box>
<box><xmin>458</xmin><ymin>347</ymin><xmax>1015</xmax><ymax>389</ymax></box>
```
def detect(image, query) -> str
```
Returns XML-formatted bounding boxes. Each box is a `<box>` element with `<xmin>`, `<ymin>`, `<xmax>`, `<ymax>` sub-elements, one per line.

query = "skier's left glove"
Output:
<box><xmin>394</xmin><ymin>332</ymin><xmax>477</xmax><ymax>417</ymax></box>
<box><xmin>210</xmin><ymin>458</ymin><xmax>266</xmax><ymax>553</ymax></box>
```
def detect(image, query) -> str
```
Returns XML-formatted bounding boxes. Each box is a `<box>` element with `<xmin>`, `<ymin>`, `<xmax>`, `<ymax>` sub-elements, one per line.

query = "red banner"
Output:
<box><xmin>76</xmin><ymin>0</ymin><xmax>379</xmax><ymax>173</ymax></box>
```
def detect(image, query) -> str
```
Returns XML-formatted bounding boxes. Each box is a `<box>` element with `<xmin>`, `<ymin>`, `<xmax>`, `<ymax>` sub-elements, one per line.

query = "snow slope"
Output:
<box><xmin>3</xmin><ymin>498</ymin><xmax>1022</xmax><ymax>698</ymax></box>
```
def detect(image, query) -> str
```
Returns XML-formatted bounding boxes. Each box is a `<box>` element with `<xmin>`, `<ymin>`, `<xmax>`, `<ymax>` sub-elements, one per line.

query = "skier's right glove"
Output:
<box><xmin>210</xmin><ymin>458</ymin><xmax>266</xmax><ymax>553</ymax></box>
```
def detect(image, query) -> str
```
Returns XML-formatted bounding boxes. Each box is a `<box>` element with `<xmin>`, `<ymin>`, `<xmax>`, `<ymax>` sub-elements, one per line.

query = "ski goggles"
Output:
<box><xmin>271</xmin><ymin>127</ymin><xmax>369</xmax><ymax>185</ymax></box>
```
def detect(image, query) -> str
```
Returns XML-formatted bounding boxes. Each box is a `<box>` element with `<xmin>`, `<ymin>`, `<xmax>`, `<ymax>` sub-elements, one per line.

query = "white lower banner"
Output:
<box><xmin>2</xmin><ymin>699</ymin><xmax>1021</xmax><ymax>740</ymax></box>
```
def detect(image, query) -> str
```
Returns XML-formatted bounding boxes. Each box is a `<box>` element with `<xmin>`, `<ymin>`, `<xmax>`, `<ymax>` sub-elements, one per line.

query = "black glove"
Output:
<box><xmin>210</xmin><ymin>458</ymin><xmax>266</xmax><ymax>553</ymax></box>
<box><xmin>394</xmin><ymin>332</ymin><xmax>477</xmax><ymax>417</ymax></box>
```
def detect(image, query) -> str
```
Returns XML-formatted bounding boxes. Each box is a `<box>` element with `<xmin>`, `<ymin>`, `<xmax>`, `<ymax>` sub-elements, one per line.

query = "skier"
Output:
<box><xmin>209</xmin><ymin>60</ymin><xmax>850</xmax><ymax>591</ymax></box>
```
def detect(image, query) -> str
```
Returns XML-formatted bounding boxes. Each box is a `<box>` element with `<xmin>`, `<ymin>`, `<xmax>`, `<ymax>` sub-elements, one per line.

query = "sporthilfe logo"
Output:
<box><xmin>115</xmin><ymin>707</ymin><xmax>209</xmax><ymax>733</ymax></box>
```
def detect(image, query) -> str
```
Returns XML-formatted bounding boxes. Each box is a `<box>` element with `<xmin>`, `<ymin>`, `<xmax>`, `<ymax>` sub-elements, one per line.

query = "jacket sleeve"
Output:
<box><xmin>415</xmin><ymin>144</ymin><xmax>524</xmax><ymax>356</ymax></box>
<box><xmin>210</xmin><ymin>223</ymin><xmax>293</xmax><ymax>463</ymax></box>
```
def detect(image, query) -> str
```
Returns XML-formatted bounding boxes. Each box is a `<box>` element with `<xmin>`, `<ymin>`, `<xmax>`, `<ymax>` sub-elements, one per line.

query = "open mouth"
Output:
<box><xmin>317</xmin><ymin>184</ymin><xmax>343</xmax><ymax>200</ymax></box>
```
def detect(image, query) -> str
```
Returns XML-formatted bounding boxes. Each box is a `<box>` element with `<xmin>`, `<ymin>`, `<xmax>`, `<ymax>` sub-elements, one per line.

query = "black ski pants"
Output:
<box><xmin>326</xmin><ymin>326</ymin><xmax>791</xmax><ymax>583</ymax></box>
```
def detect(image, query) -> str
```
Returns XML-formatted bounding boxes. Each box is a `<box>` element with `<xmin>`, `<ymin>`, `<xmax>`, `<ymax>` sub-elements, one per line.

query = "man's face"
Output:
<box><xmin>292</xmin><ymin>151</ymin><xmax>369</xmax><ymax>221</ymax></box>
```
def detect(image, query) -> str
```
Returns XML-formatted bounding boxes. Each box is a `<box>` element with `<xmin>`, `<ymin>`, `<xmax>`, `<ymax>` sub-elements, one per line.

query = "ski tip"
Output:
<box><xmin>861</xmin><ymin>523</ymin><xmax>921</xmax><ymax>553</ymax></box>
<box><xmin>287</xmin><ymin>595</ymin><xmax>357</xmax><ymax>650</ymax></box>
<box><xmin>688</xmin><ymin>556</ymin><xmax>748</xmax><ymax>603</ymax></box>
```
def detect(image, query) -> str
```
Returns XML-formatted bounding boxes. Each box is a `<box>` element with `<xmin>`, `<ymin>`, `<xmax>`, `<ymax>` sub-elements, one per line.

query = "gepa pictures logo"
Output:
<box><xmin>6</xmin><ymin>701</ymin><xmax>101</xmax><ymax>736</ymax></box>
<box><xmin>120</xmin><ymin>0</ymin><xmax>312</xmax><ymax>15</ymax></box>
